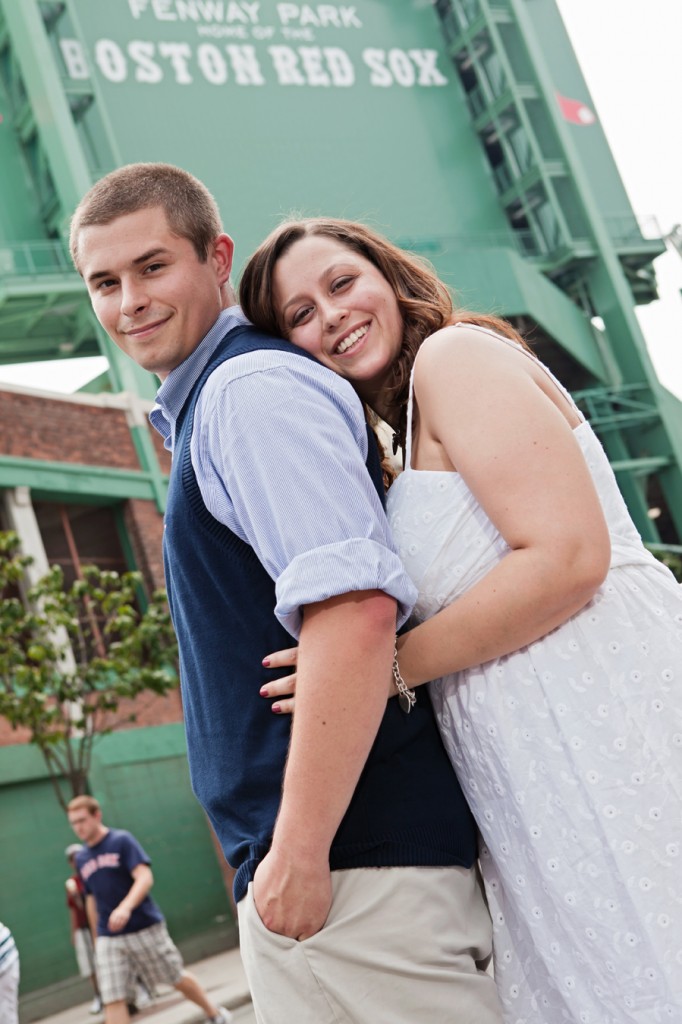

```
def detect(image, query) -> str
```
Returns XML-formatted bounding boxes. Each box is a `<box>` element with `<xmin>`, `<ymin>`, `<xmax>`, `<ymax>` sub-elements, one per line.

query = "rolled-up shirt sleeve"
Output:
<box><xmin>192</xmin><ymin>352</ymin><xmax>417</xmax><ymax>638</ymax></box>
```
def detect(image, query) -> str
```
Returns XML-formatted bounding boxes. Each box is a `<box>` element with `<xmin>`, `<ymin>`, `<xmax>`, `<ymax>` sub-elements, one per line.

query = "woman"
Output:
<box><xmin>239</xmin><ymin>218</ymin><xmax>682</xmax><ymax>1023</ymax></box>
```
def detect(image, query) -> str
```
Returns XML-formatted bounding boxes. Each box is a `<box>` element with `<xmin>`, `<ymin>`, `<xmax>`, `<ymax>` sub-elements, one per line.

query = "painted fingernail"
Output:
<box><xmin>262</xmin><ymin>658</ymin><xmax>271</xmax><ymax>667</ymax></box>
<box><xmin>259</xmin><ymin>687</ymin><xmax>268</xmax><ymax>697</ymax></box>
<box><xmin>272</xmin><ymin>704</ymin><xmax>282</xmax><ymax>714</ymax></box>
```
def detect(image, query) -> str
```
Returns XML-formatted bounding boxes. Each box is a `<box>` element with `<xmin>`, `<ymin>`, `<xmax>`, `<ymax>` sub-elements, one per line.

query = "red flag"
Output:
<box><xmin>556</xmin><ymin>92</ymin><xmax>596</xmax><ymax>126</ymax></box>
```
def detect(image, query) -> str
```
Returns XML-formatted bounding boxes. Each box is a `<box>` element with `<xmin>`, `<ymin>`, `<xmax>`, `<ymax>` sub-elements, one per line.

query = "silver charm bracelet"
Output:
<box><xmin>393</xmin><ymin>641</ymin><xmax>416</xmax><ymax>714</ymax></box>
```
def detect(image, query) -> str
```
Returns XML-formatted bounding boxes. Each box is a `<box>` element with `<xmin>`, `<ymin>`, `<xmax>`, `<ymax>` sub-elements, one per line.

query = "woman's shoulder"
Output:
<box><xmin>413</xmin><ymin>322</ymin><xmax>519</xmax><ymax>384</ymax></box>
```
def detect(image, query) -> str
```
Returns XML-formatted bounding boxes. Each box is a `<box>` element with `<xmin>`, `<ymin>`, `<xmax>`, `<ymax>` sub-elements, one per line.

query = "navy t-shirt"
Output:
<box><xmin>76</xmin><ymin>829</ymin><xmax>164</xmax><ymax>936</ymax></box>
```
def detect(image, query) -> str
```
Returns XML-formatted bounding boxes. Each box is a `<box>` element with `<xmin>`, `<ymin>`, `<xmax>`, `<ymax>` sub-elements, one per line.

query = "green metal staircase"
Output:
<box><xmin>432</xmin><ymin>0</ymin><xmax>682</xmax><ymax>543</ymax></box>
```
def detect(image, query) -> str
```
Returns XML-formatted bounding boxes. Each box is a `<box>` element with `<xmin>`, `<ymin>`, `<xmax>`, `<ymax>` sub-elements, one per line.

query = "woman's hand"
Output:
<box><xmin>261</xmin><ymin>647</ymin><xmax>298</xmax><ymax>714</ymax></box>
<box><xmin>261</xmin><ymin>643</ymin><xmax>401</xmax><ymax>714</ymax></box>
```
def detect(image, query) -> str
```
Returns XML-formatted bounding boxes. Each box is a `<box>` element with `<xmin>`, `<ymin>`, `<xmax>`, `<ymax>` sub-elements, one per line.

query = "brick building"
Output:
<box><xmin>0</xmin><ymin>380</ymin><xmax>180</xmax><ymax>748</ymax></box>
<box><xmin>0</xmin><ymin>383</ymin><xmax>238</xmax><ymax>1013</ymax></box>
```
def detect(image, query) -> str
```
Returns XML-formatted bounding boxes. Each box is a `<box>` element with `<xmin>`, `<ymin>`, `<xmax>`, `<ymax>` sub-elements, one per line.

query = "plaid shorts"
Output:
<box><xmin>74</xmin><ymin>928</ymin><xmax>95</xmax><ymax>977</ymax></box>
<box><xmin>95</xmin><ymin>922</ymin><xmax>183</xmax><ymax>1005</ymax></box>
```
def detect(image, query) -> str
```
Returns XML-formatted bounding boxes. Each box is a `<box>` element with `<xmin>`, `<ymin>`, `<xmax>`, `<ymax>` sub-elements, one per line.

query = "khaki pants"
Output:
<box><xmin>238</xmin><ymin>865</ymin><xmax>502</xmax><ymax>1024</ymax></box>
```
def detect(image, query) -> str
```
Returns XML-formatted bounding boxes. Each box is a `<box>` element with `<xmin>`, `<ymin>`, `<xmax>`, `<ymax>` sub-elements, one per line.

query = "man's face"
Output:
<box><xmin>78</xmin><ymin>206</ymin><xmax>234</xmax><ymax>380</ymax></box>
<box><xmin>67</xmin><ymin>807</ymin><xmax>102</xmax><ymax>846</ymax></box>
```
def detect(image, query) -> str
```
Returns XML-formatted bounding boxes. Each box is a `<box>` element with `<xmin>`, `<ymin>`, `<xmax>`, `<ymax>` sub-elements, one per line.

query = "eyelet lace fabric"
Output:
<box><xmin>386</xmin><ymin>327</ymin><xmax>682</xmax><ymax>1022</ymax></box>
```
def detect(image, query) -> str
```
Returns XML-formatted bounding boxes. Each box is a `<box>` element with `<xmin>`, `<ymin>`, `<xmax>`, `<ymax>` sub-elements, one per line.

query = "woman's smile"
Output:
<box><xmin>273</xmin><ymin>234</ymin><xmax>403</xmax><ymax>407</ymax></box>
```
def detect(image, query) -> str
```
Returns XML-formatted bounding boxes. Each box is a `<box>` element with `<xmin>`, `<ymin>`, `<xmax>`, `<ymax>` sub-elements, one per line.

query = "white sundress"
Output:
<box><xmin>386</xmin><ymin>325</ymin><xmax>682</xmax><ymax>1024</ymax></box>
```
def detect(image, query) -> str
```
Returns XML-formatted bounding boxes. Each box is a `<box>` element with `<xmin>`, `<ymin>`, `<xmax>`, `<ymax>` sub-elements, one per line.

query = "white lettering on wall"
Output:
<box><xmin>226</xmin><ymin>44</ymin><xmax>265</xmax><ymax>84</ymax></box>
<box><xmin>240</xmin><ymin>2</ymin><xmax>262</xmax><ymax>22</ymax></box>
<box><xmin>324</xmin><ymin>47</ymin><xmax>353</xmax><ymax>86</ymax></box>
<box><xmin>276</xmin><ymin>5</ymin><xmax>361</xmax><ymax>29</ymax></box>
<box><xmin>128</xmin><ymin>0</ymin><xmax>149</xmax><ymax>17</ymax></box>
<box><xmin>158</xmin><ymin>42</ymin><xmax>194</xmax><ymax>82</ymax></box>
<box><xmin>59</xmin><ymin>39</ymin><xmax>90</xmax><ymax>79</ymax></box>
<box><xmin>267</xmin><ymin>44</ymin><xmax>354</xmax><ymax>85</ymax></box>
<box><xmin>268</xmin><ymin>44</ymin><xmax>305</xmax><ymax>85</ymax></box>
<box><xmin>129</xmin><ymin>40</ymin><xmax>164</xmax><ymax>82</ymax></box>
<box><xmin>125</xmin><ymin>2</ymin><xmax>366</xmax><ymax>28</ymax></box>
<box><xmin>197</xmin><ymin>42</ymin><xmax>228</xmax><ymax>83</ymax></box>
<box><xmin>299</xmin><ymin>46</ymin><xmax>330</xmax><ymax>86</ymax></box>
<box><xmin>409</xmin><ymin>49</ymin><xmax>448</xmax><ymax>86</ymax></box>
<box><xmin>150</xmin><ymin>0</ymin><xmax>177</xmax><ymax>19</ymax></box>
<box><xmin>362</xmin><ymin>48</ymin><xmax>447</xmax><ymax>88</ymax></box>
<box><xmin>128</xmin><ymin>0</ymin><xmax>262</xmax><ymax>23</ymax></box>
<box><xmin>95</xmin><ymin>39</ymin><xmax>128</xmax><ymax>83</ymax></box>
<box><xmin>60</xmin><ymin>38</ymin><xmax>447</xmax><ymax>89</ymax></box>
<box><xmin>362</xmin><ymin>47</ymin><xmax>391</xmax><ymax>87</ymax></box>
<box><xmin>197</xmin><ymin>24</ymin><xmax>248</xmax><ymax>37</ymax></box>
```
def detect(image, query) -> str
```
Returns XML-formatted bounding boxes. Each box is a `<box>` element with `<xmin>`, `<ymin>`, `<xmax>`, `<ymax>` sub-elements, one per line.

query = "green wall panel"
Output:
<box><xmin>87</xmin><ymin>726</ymin><xmax>233</xmax><ymax>944</ymax></box>
<box><xmin>58</xmin><ymin>0</ymin><xmax>512</xmax><ymax>268</ymax></box>
<box><xmin>426</xmin><ymin>244</ymin><xmax>606</xmax><ymax>379</ymax></box>
<box><xmin>1</xmin><ymin>776</ymin><xmax>77</xmax><ymax>993</ymax></box>
<box><xmin>0</xmin><ymin>725</ymin><xmax>234</xmax><ymax>996</ymax></box>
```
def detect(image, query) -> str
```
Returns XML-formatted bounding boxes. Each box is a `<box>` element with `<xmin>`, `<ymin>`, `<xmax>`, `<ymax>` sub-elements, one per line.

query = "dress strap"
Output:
<box><xmin>404</xmin><ymin>363</ymin><xmax>418</xmax><ymax>469</ymax></box>
<box><xmin>453</xmin><ymin>322</ymin><xmax>586</xmax><ymax>422</ymax></box>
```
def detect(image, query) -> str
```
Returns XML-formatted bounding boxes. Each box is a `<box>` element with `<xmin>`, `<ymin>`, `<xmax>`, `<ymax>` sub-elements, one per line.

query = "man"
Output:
<box><xmin>65</xmin><ymin>844</ymin><xmax>153</xmax><ymax>1018</ymax></box>
<box><xmin>66</xmin><ymin>796</ymin><xmax>230</xmax><ymax>1024</ymax></box>
<box><xmin>65</xmin><ymin>843</ymin><xmax>102</xmax><ymax>1014</ymax></box>
<box><xmin>69</xmin><ymin>163</ymin><xmax>502</xmax><ymax>1023</ymax></box>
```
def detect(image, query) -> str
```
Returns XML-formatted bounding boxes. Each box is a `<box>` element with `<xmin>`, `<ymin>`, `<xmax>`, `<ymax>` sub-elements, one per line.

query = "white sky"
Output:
<box><xmin>556</xmin><ymin>0</ymin><xmax>682</xmax><ymax>400</ymax></box>
<box><xmin>1</xmin><ymin>0</ymin><xmax>680</xmax><ymax>398</ymax></box>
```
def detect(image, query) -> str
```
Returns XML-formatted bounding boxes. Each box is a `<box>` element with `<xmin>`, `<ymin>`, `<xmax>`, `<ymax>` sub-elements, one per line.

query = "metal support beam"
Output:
<box><xmin>2</xmin><ymin>485</ymin><xmax>51</xmax><ymax>585</ymax></box>
<box><xmin>0</xmin><ymin>0</ymin><xmax>93</xmax><ymax>229</ymax></box>
<box><xmin>1</xmin><ymin>485</ymin><xmax>78</xmax><ymax>673</ymax></box>
<box><xmin>0</xmin><ymin>456</ymin><xmax>167</xmax><ymax>504</ymax></box>
<box><xmin>123</xmin><ymin>393</ymin><xmax>169</xmax><ymax>514</ymax></box>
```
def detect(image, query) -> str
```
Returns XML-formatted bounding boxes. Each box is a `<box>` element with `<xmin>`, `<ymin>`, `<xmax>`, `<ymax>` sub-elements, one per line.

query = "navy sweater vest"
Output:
<box><xmin>163</xmin><ymin>326</ymin><xmax>477</xmax><ymax>902</ymax></box>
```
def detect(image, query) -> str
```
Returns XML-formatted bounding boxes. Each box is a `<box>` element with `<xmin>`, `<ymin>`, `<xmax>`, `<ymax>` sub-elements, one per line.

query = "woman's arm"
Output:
<box><xmin>261</xmin><ymin>327</ymin><xmax>611</xmax><ymax>705</ymax></box>
<box><xmin>394</xmin><ymin>326</ymin><xmax>610</xmax><ymax>686</ymax></box>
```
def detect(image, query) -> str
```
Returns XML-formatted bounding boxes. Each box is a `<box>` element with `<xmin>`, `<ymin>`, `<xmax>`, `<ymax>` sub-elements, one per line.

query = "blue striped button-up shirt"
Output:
<box><xmin>150</xmin><ymin>307</ymin><xmax>417</xmax><ymax>638</ymax></box>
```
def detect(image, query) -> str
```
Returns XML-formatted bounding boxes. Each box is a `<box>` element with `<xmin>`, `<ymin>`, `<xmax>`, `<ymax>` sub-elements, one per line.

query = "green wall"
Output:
<box><xmin>0</xmin><ymin>724</ymin><xmax>235</xmax><ymax>1002</ymax></box>
<box><xmin>54</xmin><ymin>0</ymin><xmax>512</xmax><ymax>267</ymax></box>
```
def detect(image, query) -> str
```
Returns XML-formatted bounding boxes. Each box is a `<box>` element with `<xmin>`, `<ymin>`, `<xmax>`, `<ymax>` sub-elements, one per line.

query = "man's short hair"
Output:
<box><xmin>67</xmin><ymin>795</ymin><xmax>101</xmax><ymax>816</ymax></box>
<box><xmin>69</xmin><ymin>162</ymin><xmax>223</xmax><ymax>272</ymax></box>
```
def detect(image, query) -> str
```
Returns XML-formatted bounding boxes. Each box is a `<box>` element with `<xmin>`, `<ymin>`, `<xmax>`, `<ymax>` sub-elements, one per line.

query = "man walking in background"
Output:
<box><xmin>67</xmin><ymin>796</ymin><xmax>231</xmax><ymax>1024</ymax></box>
<box><xmin>65</xmin><ymin>842</ymin><xmax>102</xmax><ymax>1014</ymax></box>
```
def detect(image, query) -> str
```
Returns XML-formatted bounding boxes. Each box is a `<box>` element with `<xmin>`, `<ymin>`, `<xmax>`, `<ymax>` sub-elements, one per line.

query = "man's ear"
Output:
<box><xmin>212</xmin><ymin>233</ymin><xmax>234</xmax><ymax>286</ymax></box>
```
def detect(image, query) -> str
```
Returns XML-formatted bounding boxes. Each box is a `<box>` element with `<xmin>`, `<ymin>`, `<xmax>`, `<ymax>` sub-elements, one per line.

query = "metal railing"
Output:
<box><xmin>394</xmin><ymin>229</ymin><xmax>538</xmax><ymax>258</ymax></box>
<box><xmin>602</xmin><ymin>214</ymin><xmax>663</xmax><ymax>247</ymax></box>
<box><xmin>0</xmin><ymin>240</ymin><xmax>77</xmax><ymax>279</ymax></box>
<box><xmin>0</xmin><ymin>216</ymin><xmax>663</xmax><ymax>286</ymax></box>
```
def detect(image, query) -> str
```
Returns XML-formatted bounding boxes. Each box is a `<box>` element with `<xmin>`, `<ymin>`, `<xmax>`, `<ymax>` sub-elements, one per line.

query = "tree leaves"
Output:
<box><xmin>0</xmin><ymin>530</ymin><xmax>178</xmax><ymax>809</ymax></box>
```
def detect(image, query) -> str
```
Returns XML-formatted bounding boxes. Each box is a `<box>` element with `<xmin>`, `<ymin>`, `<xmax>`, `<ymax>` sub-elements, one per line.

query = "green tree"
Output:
<box><xmin>0</xmin><ymin>530</ymin><xmax>178</xmax><ymax>809</ymax></box>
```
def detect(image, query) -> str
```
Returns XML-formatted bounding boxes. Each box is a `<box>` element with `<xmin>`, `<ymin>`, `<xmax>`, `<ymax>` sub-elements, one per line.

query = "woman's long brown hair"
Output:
<box><xmin>240</xmin><ymin>217</ymin><xmax>528</xmax><ymax>477</ymax></box>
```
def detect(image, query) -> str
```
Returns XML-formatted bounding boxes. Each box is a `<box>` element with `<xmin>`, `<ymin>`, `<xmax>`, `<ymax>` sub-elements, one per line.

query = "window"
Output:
<box><xmin>32</xmin><ymin>502</ymin><xmax>129</xmax><ymax>588</ymax></box>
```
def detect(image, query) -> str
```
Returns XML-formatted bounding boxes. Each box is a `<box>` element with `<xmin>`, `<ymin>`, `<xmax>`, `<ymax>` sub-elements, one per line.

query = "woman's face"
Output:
<box><xmin>272</xmin><ymin>234</ymin><xmax>404</xmax><ymax>406</ymax></box>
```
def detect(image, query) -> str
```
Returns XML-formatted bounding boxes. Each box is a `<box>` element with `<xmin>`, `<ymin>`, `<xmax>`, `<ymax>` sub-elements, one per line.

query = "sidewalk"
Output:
<box><xmin>32</xmin><ymin>949</ymin><xmax>253</xmax><ymax>1024</ymax></box>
